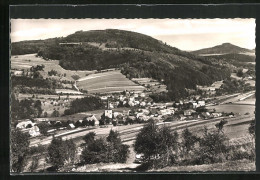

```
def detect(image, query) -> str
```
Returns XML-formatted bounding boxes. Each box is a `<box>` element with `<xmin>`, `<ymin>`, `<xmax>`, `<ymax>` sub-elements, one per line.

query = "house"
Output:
<box><xmin>179</xmin><ymin>114</ymin><xmax>187</xmax><ymax>121</ymax></box>
<box><xmin>193</xmin><ymin>102</ymin><xmax>198</xmax><ymax>109</ymax></box>
<box><xmin>142</xmin><ymin>109</ymin><xmax>150</xmax><ymax>116</ymax></box>
<box><xmin>100</xmin><ymin>96</ymin><xmax>108</xmax><ymax>101</ymax></box>
<box><xmin>138</xmin><ymin>115</ymin><xmax>149</xmax><ymax>121</ymax></box>
<box><xmin>29</xmin><ymin>126</ymin><xmax>40</xmax><ymax>137</ymax></box>
<box><xmin>123</xmin><ymin>110</ymin><xmax>130</xmax><ymax>116</ymax></box>
<box><xmin>129</xmin><ymin>97</ymin><xmax>135</xmax><ymax>102</ymax></box>
<box><xmin>119</xmin><ymin>95</ymin><xmax>125</xmax><ymax>101</ymax></box>
<box><xmin>136</xmin><ymin>112</ymin><xmax>144</xmax><ymax>118</ymax></box>
<box><xmin>105</xmin><ymin>109</ymin><xmax>113</xmax><ymax>119</ymax></box>
<box><xmin>13</xmin><ymin>70</ymin><xmax>24</xmax><ymax>76</ymax></box>
<box><xmin>140</xmin><ymin>101</ymin><xmax>146</xmax><ymax>107</ymax></box>
<box><xmin>67</xmin><ymin>123</ymin><xmax>75</xmax><ymax>129</ymax></box>
<box><xmin>140</xmin><ymin>93</ymin><xmax>146</xmax><ymax>97</ymax></box>
<box><xmin>160</xmin><ymin>109</ymin><xmax>174</xmax><ymax>116</ymax></box>
<box><xmin>201</xmin><ymin>112</ymin><xmax>211</xmax><ymax>119</ymax></box>
<box><xmin>128</xmin><ymin>101</ymin><xmax>135</xmax><ymax>107</ymax></box>
<box><xmin>16</xmin><ymin>120</ymin><xmax>35</xmax><ymax>129</ymax></box>
<box><xmin>87</xmin><ymin>115</ymin><xmax>99</xmax><ymax>125</ymax></box>
<box><xmin>212</xmin><ymin>113</ymin><xmax>222</xmax><ymax>118</ymax></box>
<box><xmin>149</xmin><ymin>107</ymin><xmax>158</xmax><ymax>114</ymax></box>
<box><xmin>198</xmin><ymin>101</ymin><xmax>205</xmax><ymax>107</ymax></box>
<box><xmin>184</xmin><ymin>109</ymin><xmax>196</xmax><ymax>116</ymax></box>
<box><xmin>113</xmin><ymin>112</ymin><xmax>123</xmax><ymax>118</ymax></box>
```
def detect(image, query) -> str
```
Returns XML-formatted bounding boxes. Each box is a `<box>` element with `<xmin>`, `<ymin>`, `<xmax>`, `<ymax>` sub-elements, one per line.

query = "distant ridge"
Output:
<box><xmin>192</xmin><ymin>43</ymin><xmax>254</xmax><ymax>55</ymax></box>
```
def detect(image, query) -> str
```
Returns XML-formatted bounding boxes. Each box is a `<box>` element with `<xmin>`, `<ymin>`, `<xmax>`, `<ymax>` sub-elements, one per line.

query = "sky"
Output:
<box><xmin>10</xmin><ymin>19</ymin><xmax>255</xmax><ymax>51</ymax></box>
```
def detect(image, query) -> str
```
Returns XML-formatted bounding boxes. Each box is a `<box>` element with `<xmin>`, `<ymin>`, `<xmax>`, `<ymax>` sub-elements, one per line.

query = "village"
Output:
<box><xmin>15</xmin><ymin>88</ymin><xmax>237</xmax><ymax>141</ymax></box>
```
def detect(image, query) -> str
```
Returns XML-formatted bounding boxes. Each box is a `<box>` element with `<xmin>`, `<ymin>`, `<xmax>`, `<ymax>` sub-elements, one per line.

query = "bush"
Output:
<box><xmin>29</xmin><ymin>144</ymin><xmax>46</xmax><ymax>155</ymax></box>
<box><xmin>29</xmin><ymin>156</ymin><xmax>40</xmax><ymax>172</ymax></box>
<box><xmin>248</xmin><ymin>119</ymin><xmax>255</xmax><ymax>137</ymax></box>
<box><xmin>51</xmin><ymin>110</ymin><xmax>60</xmax><ymax>117</ymax></box>
<box><xmin>83</xmin><ymin>132</ymin><xmax>96</xmax><ymax>145</ymax></box>
<box><xmin>37</xmin><ymin>122</ymin><xmax>50</xmax><ymax>136</ymax></box>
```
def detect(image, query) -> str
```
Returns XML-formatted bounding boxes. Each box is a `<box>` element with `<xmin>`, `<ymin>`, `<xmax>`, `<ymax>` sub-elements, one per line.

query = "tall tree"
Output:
<box><xmin>11</xmin><ymin>130</ymin><xmax>30</xmax><ymax>172</ymax></box>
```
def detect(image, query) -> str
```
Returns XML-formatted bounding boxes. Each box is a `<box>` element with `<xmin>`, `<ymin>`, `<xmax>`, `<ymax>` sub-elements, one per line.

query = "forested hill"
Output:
<box><xmin>192</xmin><ymin>43</ymin><xmax>254</xmax><ymax>55</ymax></box>
<box><xmin>11</xmin><ymin>29</ymin><xmax>232</xmax><ymax>100</ymax></box>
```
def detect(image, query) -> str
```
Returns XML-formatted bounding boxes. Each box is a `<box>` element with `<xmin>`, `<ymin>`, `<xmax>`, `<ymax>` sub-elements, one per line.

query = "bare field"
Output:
<box><xmin>77</xmin><ymin>70</ymin><xmax>145</xmax><ymax>94</ymax></box>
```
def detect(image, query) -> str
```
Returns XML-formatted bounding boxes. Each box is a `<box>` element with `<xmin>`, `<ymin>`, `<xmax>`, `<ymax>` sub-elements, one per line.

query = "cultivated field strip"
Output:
<box><xmin>77</xmin><ymin>70</ymin><xmax>145</xmax><ymax>94</ymax></box>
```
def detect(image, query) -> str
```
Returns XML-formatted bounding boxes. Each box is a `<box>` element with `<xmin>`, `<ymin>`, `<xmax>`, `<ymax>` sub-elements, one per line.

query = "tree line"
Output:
<box><xmin>134</xmin><ymin>119</ymin><xmax>255</xmax><ymax>170</ymax></box>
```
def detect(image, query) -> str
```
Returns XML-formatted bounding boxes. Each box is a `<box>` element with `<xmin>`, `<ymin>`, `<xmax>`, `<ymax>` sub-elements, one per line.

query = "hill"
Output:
<box><xmin>11</xmin><ymin>29</ymin><xmax>232</xmax><ymax>100</ymax></box>
<box><xmin>192</xmin><ymin>43</ymin><xmax>255</xmax><ymax>55</ymax></box>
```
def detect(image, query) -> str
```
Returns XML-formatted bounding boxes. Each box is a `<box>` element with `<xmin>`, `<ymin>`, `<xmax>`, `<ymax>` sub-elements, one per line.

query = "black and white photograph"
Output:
<box><xmin>10</xmin><ymin>18</ymin><xmax>256</xmax><ymax>173</ymax></box>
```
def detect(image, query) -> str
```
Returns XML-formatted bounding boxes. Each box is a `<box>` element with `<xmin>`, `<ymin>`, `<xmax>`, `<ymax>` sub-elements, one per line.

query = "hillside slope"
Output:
<box><xmin>11</xmin><ymin>29</ymin><xmax>232</xmax><ymax>99</ymax></box>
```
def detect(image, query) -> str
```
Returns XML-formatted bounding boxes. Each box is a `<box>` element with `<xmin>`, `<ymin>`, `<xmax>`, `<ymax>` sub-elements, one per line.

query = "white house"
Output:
<box><xmin>29</xmin><ymin>126</ymin><xmax>40</xmax><ymax>137</ymax></box>
<box><xmin>16</xmin><ymin>120</ymin><xmax>35</xmax><ymax>129</ymax></box>
<box><xmin>87</xmin><ymin>115</ymin><xmax>99</xmax><ymax>125</ymax></box>
<box><xmin>67</xmin><ymin>123</ymin><xmax>75</xmax><ymax>129</ymax></box>
<box><xmin>129</xmin><ymin>97</ymin><xmax>135</xmax><ymax>102</ymax></box>
<box><xmin>184</xmin><ymin>109</ymin><xmax>196</xmax><ymax>116</ymax></box>
<box><xmin>140</xmin><ymin>93</ymin><xmax>146</xmax><ymax>97</ymax></box>
<box><xmin>100</xmin><ymin>96</ymin><xmax>108</xmax><ymax>101</ymax></box>
<box><xmin>105</xmin><ymin>109</ymin><xmax>113</xmax><ymax>119</ymax></box>
<box><xmin>198</xmin><ymin>101</ymin><xmax>205</xmax><ymax>107</ymax></box>
<box><xmin>136</xmin><ymin>112</ymin><xmax>144</xmax><ymax>118</ymax></box>
<box><xmin>160</xmin><ymin>109</ymin><xmax>173</xmax><ymax>116</ymax></box>
<box><xmin>193</xmin><ymin>102</ymin><xmax>198</xmax><ymax>109</ymax></box>
<box><xmin>140</xmin><ymin>101</ymin><xmax>146</xmax><ymax>107</ymax></box>
<box><xmin>13</xmin><ymin>70</ymin><xmax>24</xmax><ymax>76</ymax></box>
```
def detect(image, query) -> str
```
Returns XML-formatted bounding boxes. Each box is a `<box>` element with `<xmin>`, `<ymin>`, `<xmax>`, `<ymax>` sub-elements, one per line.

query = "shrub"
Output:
<box><xmin>29</xmin><ymin>156</ymin><xmax>40</xmax><ymax>172</ymax></box>
<box><xmin>37</xmin><ymin>122</ymin><xmax>50</xmax><ymax>136</ymax></box>
<box><xmin>248</xmin><ymin>119</ymin><xmax>255</xmax><ymax>137</ymax></box>
<box><xmin>83</xmin><ymin>132</ymin><xmax>96</xmax><ymax>145</ymax></box>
